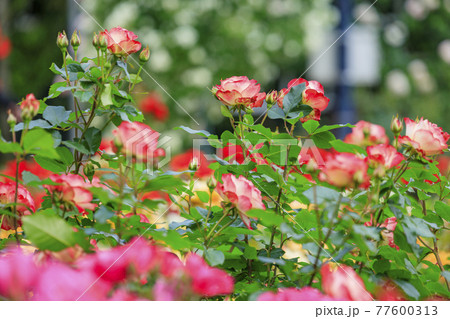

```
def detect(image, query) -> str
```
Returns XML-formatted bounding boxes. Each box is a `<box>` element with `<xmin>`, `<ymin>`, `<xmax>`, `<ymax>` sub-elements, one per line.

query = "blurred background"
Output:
<box><xmin>1</xmin><ymin>0</ymin><xmax>450</xmax><ymax>157</ymax></box>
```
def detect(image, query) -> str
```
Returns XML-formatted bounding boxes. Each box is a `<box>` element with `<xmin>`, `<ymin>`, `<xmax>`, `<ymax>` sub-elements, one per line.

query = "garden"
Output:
<box><xmin>0</xmin><ymin>24</ymin><xmax>449</xmax><ymax>302</ymax></box>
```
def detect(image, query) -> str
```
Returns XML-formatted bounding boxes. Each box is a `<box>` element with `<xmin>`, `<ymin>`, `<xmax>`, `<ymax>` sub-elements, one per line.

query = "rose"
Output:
<box><xmin>216</xmin><ymin>173</ymin><xmax>265</xmax><ymax>229</ymax></box>
<box><xmin>367</xmin><ymin>144</ymin><xmax>404</xmax><ymax>169</ymax></box>
<box><xmin>112</xmin><ymin>121</ymin><xmax>165</xmax><ymax>162</ymax></box>
<box><xmin>185</xmin><ymin>253</ymin><xmax>234</xmax><ymax>297</ymax></box>
<box><xmin>20</xmin><ymin>93</ymin><xmax>40</xmax><ymax>120</ymax></box>
<box><xmin>45</xmin><ymin>174</ymin><xmax>96</xmax><ymax>215</ymax></box>
<box><xmin>319</xmin><ymin>153</ymin><xmax>369</xmax><ymax>189</ymax></box>
<box><xmin>102</xmin><ymin>27</ymin><xmax>141</xmax><ymax>56</ymax></box>
<box><xmin>320</xmin><ymin>263</ymin><xmax>373</xmax><ymax>301</ymax></box>
<box><xmin>398</xmin><ymin>117</ymin><xmax>449</xmax><ymax>156</ymax></box>
<box><xmin>139</xmin><ymin>93</ymin><xmax>169</xmax><ymax>122</ymax></box>
<box><xmin>365</xmin><ymin>216</ymin><xmax>399</xmax><ymax>250</ymax></box>
<box><xmin>170</xmin><ymin>149</ymin><xmax>213</xmax><ymax>178</ymax></box>
<box><xmin>344</xmin><ymin>120</ymin><xmax>389</xmax><ymax>146</ymax></box>
<box><xmin>0</xmin><ymin>249</ymin><xmax>39</xmax><ymax>300</ymax></box>
<box><xmin>278</xmin><ymin>78</ymin><xmax>330</xmax><ymax>121</ymax></box>
<box><xmin>213</xmin><ymin>76</ymin><xmax>266</xmax><ymax>109</ymax></box>
<box><xmin>0</xmin><ymin>182</ymin><xmax>35</xmax><ymax>230</ymax></box>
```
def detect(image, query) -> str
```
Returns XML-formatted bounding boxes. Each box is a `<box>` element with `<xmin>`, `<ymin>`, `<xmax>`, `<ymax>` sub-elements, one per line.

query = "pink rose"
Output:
<box><xmin>320</xmin><ymin>263</ymin><xmax>373</xmax><ymax>301</ymax></box>
<box><xmin>0</xmin><ymin>249</ymin><xmax>39</xmax><ymax>300</ymax></box>
<box><xmin>102</xmin><ymin>27</ymin><xmax>141</xmax><ymax>56</ymax></box>
<box><xmin>258</xmin><ymin>287</ymin><xmax>341</xmax><ymax>301</ymax></box>
<box><xmin>34</xmin><ymin>263</ymin><xmax>111</xmax><ymax>301</ymax></box>
<box><xmin>45</xmin><ymin>174</ymin><xmax>96</xmax><ymax>215</ymax></box>
<box><xmin>20</xmin><ymin>93</ymin><xmax>40</xmax><ymax>119</ymax></box>
<box><xmin>319</xmin><ymin>153</ymin><xmax>369</xmax><ymax>189</ymax></box>
<box><xmin>0</xmin><ymin>182</ymin><xmax>35</xmax><ymax>230</ymax></box>
<box><xmin>216</xmin><ymin>173</ymin><xmax>265</xmax><ymax>229</ymax></box>
<box><xmin>367</xmin><ymin>144</ymin><xmax>404</xmax><ymax>169</ymax></box>
<box><xmin>344</xmin><ymin>121</ymin><xmax>389</xmax><ymax>146</ymax></box>
<box><xmin>185</xmin><ymin>253</ymin><xmax>234</xmax><ymax>297</ymax></box>
<box><xmin>398</xmin><ymin>117</ymin><xmax>449</xmax><ymax>156</ymax></box>
<box><xmin>214</xmin><ymin>76</ymin><xmax>266</xmax><ymax>109</ymax></box>
<box><xmin>278</xmin><ymin>78</ymin><xmax>330</xmax><ymax>121</ymax></box>
<box><xmin>112</xmin><ymin>121</ymin><xmax>165</xmax><ymax>162</ymax></box>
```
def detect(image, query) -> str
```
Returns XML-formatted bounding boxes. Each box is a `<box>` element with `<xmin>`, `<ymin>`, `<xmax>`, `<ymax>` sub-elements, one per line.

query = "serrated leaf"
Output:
<box><xmin>43</xmin><ymin>106</ymin><xmax>71</xmax><ymax>126</ymax></box>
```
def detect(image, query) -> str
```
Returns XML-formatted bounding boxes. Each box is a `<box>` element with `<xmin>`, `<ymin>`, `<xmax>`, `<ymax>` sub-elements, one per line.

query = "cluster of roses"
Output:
<box><xmin>0</xmin><ymin>238</ymin><xmax>233</xmax><ymax>301</ymax></box>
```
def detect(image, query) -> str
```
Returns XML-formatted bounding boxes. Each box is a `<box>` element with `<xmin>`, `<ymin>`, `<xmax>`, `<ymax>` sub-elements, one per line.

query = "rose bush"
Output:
<box><xmin>0</xmin><ymin>27</ymin><xmax>449</xmax><ymax>301</ymax></box>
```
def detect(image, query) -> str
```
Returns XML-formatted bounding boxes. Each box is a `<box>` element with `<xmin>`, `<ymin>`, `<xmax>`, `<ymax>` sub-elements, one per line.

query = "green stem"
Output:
<box><xmin>130</xmin><ymin>65</ymin><xmax>143</xmax><ymax>92</ymax></box>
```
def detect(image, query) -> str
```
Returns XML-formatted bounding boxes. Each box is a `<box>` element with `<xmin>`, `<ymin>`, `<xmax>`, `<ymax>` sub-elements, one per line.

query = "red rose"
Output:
<box><xmin>170</xmin><ymin>149</ymin><xmax>214</xmax><ymax>178</ymax></box>
<box><xmin>278</xmin><ymin>78</ymin><xmax>330</xmax><ymax>121</ymax></box>
<box><xmin>367</xmin><ymin>144</ymin><xmax>404</xmax><ymax>169</ymax></box>
<box><xmin>139</xmin><ymin>93</ymin><xmax>169</xmax><ymax>122</ymax></box>
<box><xmin>344</xmin><ymin>120</ymin><xmax>389</xmax><ymax>147</ymax></box>
<box><xmin>45</xmin><ymin>174</ymin><xmax>96</xmax><ymax>215</ymax></box>
<box><xmin>102</xmin><ymin>27</ymin><xmax>141</xmax><ymax>56</ymax></box>
<box><xmin>319</xmin><ymin>153</ymin><xmax>369</xmax><ymax>189</ymax></box>
<box><xmin>365</xmin><ymin>216</ymin><xmax>399</xmax><ymax>250</ymax></box>
<box><xmin>0</xmin><ymin>182</ymin><xmax>35</xmax><ymax>230</ymax></box>
<box><xmin>185</xmin><ymin>253</ymin><xmax>234</xmax><ymax>297</ymax></box>
<box><xmin>216</xmin><ymin>173</ymin><xmax>265</xmax><ymax>229</ymax></box>
<box><xmin>0</xmin><ymin>31</ymin><xmax>11</xmax><ymax>60</ymax></box>
<box><xmin>20</xmin><ymin>93</ymin><xmax>40</xmax><ymax>119</ymax></box>
<box><xmin>112</xmin><ymin>121</ymin><xmax>165</xmax><ymax>162</ymax></box>
<box><xmin>320</xmin><ymin>263</ymin><xmax>373</xmax><ymax>301</ymax></box>
<box><xmin>214</xmin><ymin>76</ymin><xmax>266</xmax><ymax>109</ymax></box>
<box><xmin>399</xmin><ymin>117</ymin><xmax>449</xmax><ymax>156</ymax></box>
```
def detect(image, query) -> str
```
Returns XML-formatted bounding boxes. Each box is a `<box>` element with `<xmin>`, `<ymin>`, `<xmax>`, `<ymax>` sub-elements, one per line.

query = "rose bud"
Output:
<box><xmin>391</xmin><ymin>115</ymin><xmax>403</xmax><ymax>137</ymax></box>
<box><xmin>188</xmin><ymin>157</ymin><xmax>199</xmax><ymax>171</ymax></box>
<box><xmin>265</xmin><ymin>90</ymin><xmax>278</xmax><ymax>105</ymax></box>
<box><xmin>139</xmin><ymin>46</ymin><xmax>150</xmax><ymax>64</ymax></box>
<box><xmin>98</xmin><ymin>32</ymin><xmax>108</xmax><ymax>51</ymax></box>
<box><xmin>7</xmin><ymin>110</ymin><xmax>17</xmax><ymax>127</ymax></box>
<box><xmin>20</xmin><ymin>93</ymin><xmax>40</xmax><ymax>121</ymax></box>
<box><xmin>71</xmin><ymin>30</ymin><xmax>81</xmax><ymax>49</ymax></box>
<box><xmin>56</xmin><ymin>31</ymin><xmax>69</xmax><ymax>51</ymax></box>
<box><xmin>92</xmin><ymin>32</ymin><xmax>99</xmax><ymax>48</ymax></box>
<box><xmin>207</xmin><ymin>177</ymin><xmax>217</xmax><ymax>190</ymax></box>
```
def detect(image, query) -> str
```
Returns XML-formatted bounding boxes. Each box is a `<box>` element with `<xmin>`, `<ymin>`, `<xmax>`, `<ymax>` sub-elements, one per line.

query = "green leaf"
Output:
<box><xmin>311</xmin><ymin>131</ymin><xmax>335</xmax><ymax>148</ymax></box>
<box><xmin>205</xmin><ymin>248</ymin><xmax>225</xmax><ymax>266</ymax></box>
<box><xmin>23</xmin><ymin>211</ymin><xmax>89</xmax><ymax>252</ymax></box>
<box><xmin>84</xmin><ymin>127</ymin><xmax>102</xmax><ymax>154</ymax></box>
<box><xmin>302</xmin><ymin>120</ymin><xmax>320</xmax><ymax>134</ymax></box>
<box><xmin>394</xmin><ymin>280</ymin><xmax>420</xmax><ymax>300</ymax></box>
<box><xmin>246</xmin><ymin>209</ymin><xmax>283</xmax><ymax>227</ymax></box>
<box><xmin>94</xmin><ymin>206</ymin><xmax>115</xmax><ymax>224</ymax></box>
<box><xmin>63</xmin><ymin>140</ymin><xmax>90</xmax><ymax>155</ymax></box>
<box><xmin>267</xmin><ymin>106</ymin><xmax>285</xmax><ymax>120</ymax></box>
<box><xmin>434</xmin><ymin>201</ymin><xmax>450</xmax><ymax>221</ymax></box>
<box><xmin>196</xmin><ymin>191</ymin><xmax>210</xmax><ymax>203</ymax></box>
<box><xmin>34</xmin><ymin>155</ymin><xmax>67</xmax><ymax>173</ymax></box>
<box><xmin>373</xmin><ymin>258</ymin><xmax>390</xmax><ymax>273</ymax></box>
<box><xmin>330</xmin><ymin>140</ymin><xmax>366</xmax><ymax>154</ymax></box>
<box><xmin>14</xmin><ymin>119</ymin><xmax>52</xmax><ymax>131</ymax></box>
<box><xmin>56</xmin><ymin>147</ymin><xmax>74</xmax><ymax>165</ymax></box>
<box><xmin>23</xmin><ymin>128</ymin><xmax>59</xmax><ymax>159</ymax></box>
<box><xmin>244</xmin><ymin>246</ymin><xmax>257</xmax><ymax>259</ymax></box>
<box><xmin>220</xmin><ymin>105</ymin><xmax>233</xmax><ymax>118</ymax></box>
<box><xmin>314</xmin><ymin>123</ymin><xmax>355</xmax><ymax>134</ymax></box>
<box><xmin>283</xmin><ymin>83</ymin><xmax>305</xmax><ymax>112</ymax></box>
<box><xmin>0</xmin><ymin>140</ymin><xmax>22</xmax><ymax>154</ymax></box>
<box><xmin>43</xmin><ymin>105</ymin><xmax>72</xmax><ymax>126</ymax></box>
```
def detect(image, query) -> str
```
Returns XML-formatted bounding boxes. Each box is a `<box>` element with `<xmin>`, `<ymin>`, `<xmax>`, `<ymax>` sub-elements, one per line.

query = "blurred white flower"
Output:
<box><xmin>283</xmin><ymin>40</ymin><xmax>302</xmax><ymax>58</ymax></box>
<box><xmin>172</xmin><ymin>26</ymin><xmax>198</xmax><ymax>48</ymax></box>
<box><xmin>408</xmin><ymin>59</ymin><xmax>436</xmax><ymax>94</ymax></box>
<box><xmin>438</xmin><ymin>40</ymin><xmax>450</xmax><ymax>64</ymax></box>
<box><xmin>384</xmin><ymin>21</ymin><xmax>408</xmax><ymax>47</ymax></box>
<box><xmin>181</xmin><ymin>67</ymin><xmax>212</xmax><ymax>87</ymax></box>
<box><xmin>405</xmin><ymin>0</ymin><xmax>428</xmax><ymax>20</ymax></box>
<box><xmin>354</xmin><ymin>2</ymin><xmax>380</xmax><ymax>25</ymax></box>
<box><xmin>140</xmin><ymin>29</ymin><xmax>162</xmax><ymax>48</ymax></box>
<box><xmin>386</xmin><ymin>70</ymin><xmax>410</xmax><ymax>96</ymax></box>
<box><xmin>150</xmin><ymin>49</ymin><xmax>172</xmax><ymax>72</ymax></box>
<box><xmin>265</xmin><ymin>33</ymin><xmax>283</xmax><ymax>52</ymax></box>
<box><xmin>188</xmin><ymin>47</ymin><xmax>207</xmax><ymax>64</ymax></box>
<box><xmin>105</xmin><ymin>2</ymin><xmax>139</xmax><ymax>28</ymax></box>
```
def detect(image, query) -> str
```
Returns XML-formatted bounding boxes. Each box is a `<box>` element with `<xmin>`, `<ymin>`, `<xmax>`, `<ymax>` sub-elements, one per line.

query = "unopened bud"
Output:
<box><xmin>20</xmin><ymin>93</ymin><xmax>40</xmax><ymax>122</ymax></box>
<box><xmin>207</xmin><ymin>177</ymin><xmax>217</xmax><ymax>190</ymax></box>
<box><xmin>71</xmin><ymin>30</ymin><xmax>81</xmax><ymax>49</ymax></box>
<box><xmin>188</xmin><ymin>157</ymin><xmax>199</xmax><ymax>171</ymax></box>
<box><xmin>353</xmin><ymin>170</ymin><xmax>365</xmax><ymax>185</ymax></box>
<box><xmin>391</xmin><ymin>115</ymin><xmax>403</xmax><ymax>137</ymax></box>
<box><xmin>98</xmin><ymin>32</ymin><xmax>108</xmax><ymax>50</ymax></box>
<box><xmin>92</xmin><ymin>32</ymin><xmax>99</xmax><ymax>48</ymax></box>
<box><xmin>139</xmin><ymin>46</ymin><xmax>150</xmax><ymax>64</ymax></box>
<box><xmin>57</xmin><ymin>31</ymin><xmax>69</xmax><ymax>51</ymax></box>
<box><xmin>7</xmin><ymin>110</ymin><xmax>17</xmax><ymax>127</ymax></box>
<box><xmin>373</xmin><ymin>165</ymin><xmax>386</xmax><ymax>179</ymax></box>
<box><xmin>265</xmin><ymin>90</ymin><xmax>278</xmax><ymax>105</ymax></box>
